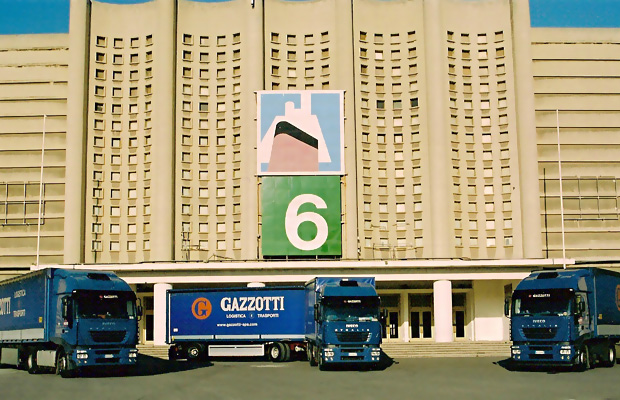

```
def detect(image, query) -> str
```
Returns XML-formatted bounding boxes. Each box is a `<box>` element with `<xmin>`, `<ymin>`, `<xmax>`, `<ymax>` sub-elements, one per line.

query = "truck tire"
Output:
<box><xmin>186</xmin><ymin>343</ymin><xmax>204</xmax><ymax>362</ymax></box>
<box><xmin>268</xmin><ymin>343</ymin><xmax>282</xmax><ymax>362</ymax></box>
<box><xmin>575</xmin><ymin>345</ymin><xmax>591</xmax><ymax>372</ymax></box>
<box><xmin>27</xmin><ymin>351</ymin><xmax>39</xmax><ymax>374</ymax></box>
<box><xmin>55</xmin><ymin>351</ymin><xmax>73</xmax><ymax>378</ymax></box>
<box><xmin>602</xmin><ymin>344</ymin><xmax>616</xmax><ymax>368</ymax></box>
<box><xmin>281</xmin><ymin>343</ymin><xmax>291</xmax><ymax>362</ymax></box>
<box><xmin>307</xmin><ymin>344</ymin><xmax>317</xmax><ymax>367</ymax></box>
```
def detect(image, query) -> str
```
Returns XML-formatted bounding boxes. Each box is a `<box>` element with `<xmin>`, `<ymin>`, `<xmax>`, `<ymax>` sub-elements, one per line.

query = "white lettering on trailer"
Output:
<box><xmin>220</xmin><ymin>296</ymin><xmax>285</xmax><ymax>312</ymax></box>
<box><xmin>14</xmin><ymin>290</ymin><xmax>26</xmax><ymax>298</ymax></box>
<box><xmin>13</xmin><ymin>309</ymin><xmax>25</xmax><ymax>318</ymax></box>
<box><xmin>0</xmin><ymin>297</ymin><xmax>10</xmax><ymax>316</ymax></box>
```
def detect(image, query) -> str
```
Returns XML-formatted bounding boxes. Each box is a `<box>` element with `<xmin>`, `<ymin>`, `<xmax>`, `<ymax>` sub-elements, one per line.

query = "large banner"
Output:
<box><xmin>261</xmin><ymin>176</ymin><xmax>342</xmax><ymax>256</ymax></box>
<box><xmin>257</xmin><ymin>91</ymin><xmax>344</xmax><ymax>175</ymax></box>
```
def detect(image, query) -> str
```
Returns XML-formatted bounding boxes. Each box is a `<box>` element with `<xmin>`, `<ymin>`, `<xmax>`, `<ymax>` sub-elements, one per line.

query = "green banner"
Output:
<box><xmin>261</xmin><ymin>176</ymin><xmax>341</xmax><ymax>256</ymax></box>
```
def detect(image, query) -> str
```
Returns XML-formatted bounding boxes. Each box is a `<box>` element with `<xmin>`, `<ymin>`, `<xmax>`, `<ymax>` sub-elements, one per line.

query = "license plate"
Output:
<box><xmin>535</xmin><ymin>351</ymin><xmax>545</xmax><ymax>355</ymax></box>
<box><xmin>105</xmin><ymin>354</ymin><xmax>114</xmax><ymax>358</ymax></box>
<box><xmin>348</xmin><ymin>353</ymin><xmax>358</xmax><ymax>357</ymax></box>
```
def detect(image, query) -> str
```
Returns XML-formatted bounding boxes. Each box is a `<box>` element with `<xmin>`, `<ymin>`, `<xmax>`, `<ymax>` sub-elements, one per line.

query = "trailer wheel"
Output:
<box><xmin>27</xmin><ymin>351</ymin><xmax>39</xmax><ymax>374</ymax></box>
<box><xmin>281</xmin><ymin>343</ymin><xmax>291</xmax><ymax>362</ymax></box>
<box><xmin>186</xmin><ymin>343</ymin><xmax>204</xmax><ymax>361</ymax></box>
<box><xmin>603</xmin><ymin>344</ymin><xmax>616</xmax><ymax>368</ymax></box>
<box><xmin>268</xmin><ymin>343</ymin><xmax>282</xmax><ymax>362</ymax></box>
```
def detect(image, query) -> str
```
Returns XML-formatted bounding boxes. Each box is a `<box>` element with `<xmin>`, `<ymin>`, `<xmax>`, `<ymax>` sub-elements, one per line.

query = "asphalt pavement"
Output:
<box><xmin>1</xmin><ymin>354</ymin><xmax>619</xmax><ymax>400</ymax></box>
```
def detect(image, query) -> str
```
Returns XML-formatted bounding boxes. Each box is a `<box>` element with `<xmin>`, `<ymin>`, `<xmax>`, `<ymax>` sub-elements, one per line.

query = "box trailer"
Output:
<box><xmin>167</xmin><ymin>287</ymin><xmax>306</xmax><ymax>361</ymax></box>
<box><xmin>508</xmin><ymin>267</ymin><xmax>620</xmax><ymax>370</ymax></box>
<box><xmin>0</xmin><ymin>268</ymin><xmax>140</xmax><ymax>377</ymax></box>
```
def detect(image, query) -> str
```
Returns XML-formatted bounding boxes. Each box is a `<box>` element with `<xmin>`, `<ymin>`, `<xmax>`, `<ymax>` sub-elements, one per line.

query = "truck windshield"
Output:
<box><xmin>74</xmin><ymin>291</ymin><xmax>136</xmax><ymax>320</ymax></box>
<box><xmin>323</xmin><ymin>297</ymin><xmax>380</xmax><ymax>322</ymax></box>
<box><xmin>512</xmin><ymin>289</ymin><xmax>573</xmax><ymax>317</ymax></box>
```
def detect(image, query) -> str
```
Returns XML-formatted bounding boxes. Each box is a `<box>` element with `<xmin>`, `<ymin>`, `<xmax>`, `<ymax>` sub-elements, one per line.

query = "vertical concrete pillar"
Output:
<box><xmin>433</xmin><ymin>280</ymin><xmax>453</xmax><ymax>343</ymax></box>
<box><xmin>400</xmin><ymin>292</ymin><xmax>410</xmax><ymax>342</ymax></box>
<box><xmin>64</xmin><ymin>0</ymin><xmax>90</xmax><ymax>264</ymax></box>
<box><xmin>153</xmin><ymin>283</ymin><xmax>172</xmax><ymax>346</ymax></box>
<box><xmin>423</xmin><ymin>0</ymin><xmax>453</xmax><ymax>258</ymax></box>
<box><xmin>150</xmin><ymin>0</ymin><xmax>176</xmax><ymax>261</ymax></box>
<box><xmin>510</xmin><ymin>0</ymin><xmax>542</xmax><ymax>258</ymax></box>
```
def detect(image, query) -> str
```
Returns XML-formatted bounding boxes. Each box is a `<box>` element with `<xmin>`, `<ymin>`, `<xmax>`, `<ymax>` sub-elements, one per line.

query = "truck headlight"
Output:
<box><xmin>324</xmin><ymin>349</ymin><xmax>334</xmax><ymax>357</ymax></box>
<box><xmin>560</xmin><ymin>346</ymin><xmax>572</xmax><ymax>355</ymax></box>
<box><xmin>76</xmin><ymin>350</ymin><xmax>89</xmax><ymax>360</ymax></box>
<box><xmin>511</xmin><ymin>347</ymin><xmax>521</xmax><ymax>355</ymax></box>
<box><xmin>129</xmin><ymin>350</ymin><xmax>138</xmax><ymax>358</ymax></box>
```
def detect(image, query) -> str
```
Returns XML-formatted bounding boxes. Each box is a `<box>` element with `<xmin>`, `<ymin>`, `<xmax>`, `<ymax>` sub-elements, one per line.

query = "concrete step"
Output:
<box><xmin>137</xmin><ymin>345</ymin><xmax>170</xmax><ymax>359</ymax></box>
<box><xmin>381</xmin><ymin>341</ymin><xmax>511</xmax><ymax>358</ymax></box>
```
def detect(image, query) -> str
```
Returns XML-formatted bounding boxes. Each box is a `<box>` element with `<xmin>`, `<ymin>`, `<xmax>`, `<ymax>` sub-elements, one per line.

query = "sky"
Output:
<box><xmin>0</xmin><ymin>0</ymin><xmax>619</xmax><ymax>35</ymax></box>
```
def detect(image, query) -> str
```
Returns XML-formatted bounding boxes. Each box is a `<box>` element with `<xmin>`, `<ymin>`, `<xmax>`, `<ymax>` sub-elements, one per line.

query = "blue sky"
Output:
<box><xmin>0</xmin><ymin>0</ymin><xmax>619</xmax><ymax>34</ymax></box>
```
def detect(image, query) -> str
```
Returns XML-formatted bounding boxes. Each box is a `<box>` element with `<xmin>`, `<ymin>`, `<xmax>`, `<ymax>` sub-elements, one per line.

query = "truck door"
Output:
<box><xmin>56</xmin><ymin>295</ymin><xmax>78</xmax><ymax>345</ymax></box>
<box><xmin>575</xmin><ymin>293</ymin><xmax>592</xmax><ymax>336</ymax></box>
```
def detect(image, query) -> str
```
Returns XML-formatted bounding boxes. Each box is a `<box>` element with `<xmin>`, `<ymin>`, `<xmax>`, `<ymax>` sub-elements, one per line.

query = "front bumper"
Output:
<box><xmin>511</xmin><ymin>343</ymin><xmax>575</xmax><ymax>365</ymax></box>
<box><xmin>70</xmin><ymin>347</ymin><xmax>138</xmax><ymax>368</ymax></box>
<box><xmin>321</xmin><ymin>345</ymin><xmax>381</xmax><ymax>364</ymax></box>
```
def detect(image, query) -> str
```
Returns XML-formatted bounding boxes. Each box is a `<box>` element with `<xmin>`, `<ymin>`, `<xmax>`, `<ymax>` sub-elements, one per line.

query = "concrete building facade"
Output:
<box><xmin>1</xmin><ymin>0</ymin><xmax>619</xmax><ymax>345</ymax></box>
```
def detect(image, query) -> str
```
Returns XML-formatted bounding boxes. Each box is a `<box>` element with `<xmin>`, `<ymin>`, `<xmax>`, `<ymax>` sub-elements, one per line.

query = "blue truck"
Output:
<box><xmin>0</xmin><ymin>268</ymin><xmax>140</xmax><ymax>377</ymax></box>
<box><xmin>166</xmin><ymin>277</ymin><xmax>383</xmax><ymax>370</ymax></box>
<box><xmin>305</xmin><ymin>277</ymin><xmax>382</xmax><ymax>370</ymax></box>
<box><xmin>508</xmin><ymin>267</ymin><xmax>620</xmax><ymax>370</ymax></box>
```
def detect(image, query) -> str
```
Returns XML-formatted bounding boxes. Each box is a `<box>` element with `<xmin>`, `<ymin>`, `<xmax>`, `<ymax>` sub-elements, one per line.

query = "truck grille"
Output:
<box><xmin>90</xmin><ymin>330</ymin><xmax>127</xmax><ymax>343</ymax></box>
<box><xmin>335</xmin><ymin>332</ymin><xmax>370</xmax><ymax>342</ymax></box>
<box><xmin>521</xmin><ymin>327</ymin><xmax>557</xmax><ymax>340</ymax></box>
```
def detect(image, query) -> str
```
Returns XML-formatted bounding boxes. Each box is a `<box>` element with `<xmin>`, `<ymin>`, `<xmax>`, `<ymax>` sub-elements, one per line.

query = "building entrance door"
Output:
<box><xmin>137</xmin><ymin>295</ymin><xmax>154</xmax><ymax>344</ymax></box>
<box><xmin>382</xmin><ymin>309</ymin><xmax>400</xmax><ymax>341</ymax></box>
<box><xmin>410</xmin><ymin>308</ymin><xmax>433</xmax><ymax>339</ymax></box>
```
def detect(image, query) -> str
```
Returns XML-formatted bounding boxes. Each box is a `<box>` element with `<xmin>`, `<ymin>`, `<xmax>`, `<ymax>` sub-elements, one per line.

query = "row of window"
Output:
<box><xmin>360</xmin><ymin>47</ymin><xmax>416</xmax><ymax>60</ymax></box>
<box><xmin>359</xmin><ymin>31</ymin><xmax>416</xmax><ymax>44</ymax></box>
<box><xmin>181</xmin><ymin>33</ymin><xmax>240</xmax><ymax>47</ymax></box>
<box><xmin>446</xmin><ymin>31</ymin><xmax>504</xmax><ymax>45</ymax></box>
<box><xmin>95</xmin><ymin>52</ymin><xmax>153</xmax><ymax>65</ymax></box>
<box><xmin>95</xmin><ymin>35</ymin><xmax>153</xmax><ymax>49</ymax></box>
<box><xmin>270</xmin><ymin>32</ymin><xmax>329</xmax><ymax>45</ymax></box>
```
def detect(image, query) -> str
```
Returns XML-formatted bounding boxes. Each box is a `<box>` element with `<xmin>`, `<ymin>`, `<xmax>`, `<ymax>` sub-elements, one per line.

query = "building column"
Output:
<box><xmin>400</xmin><ymin>292</ymin><xmax>410</xmax><ymax>342</ymax></box>
<box><xmin>423</xmin><ymin>0</ymin><xmax>453</xmax><ymax>258</ymax></box>
<box><xmin>511</xmin><ymin>0</ymin><xmax>543</xmax><ymax>258</ymax></box>
<box><xmin>150</xmin><ymin>0</ymin><xmax>175</xmax><ymax>261</ymax></box>
<box><xmin>433</xmin><ymin>280</ymin><xmax>453</xmax><ymax>343</ymax></box>
<box><xmin>153</xmin><ymin>283</ymin><xmax>172</xmax><ymax>346</ymax></box>
<box><xmin>64</xmin><ymin>0</ymin><xmax>90</xmax><ymax>264</ymax></box>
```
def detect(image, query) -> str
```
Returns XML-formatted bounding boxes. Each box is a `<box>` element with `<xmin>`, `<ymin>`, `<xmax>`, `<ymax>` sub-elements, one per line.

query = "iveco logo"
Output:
<box><xmin>532</xmin><ymin>319</ymin><xmax>546</xmax><ymax>323</ymax></box>
<box><xmin>346</xmin><ymin>324</ymin><xmax>359</xmax><ymax>328</ymax></box>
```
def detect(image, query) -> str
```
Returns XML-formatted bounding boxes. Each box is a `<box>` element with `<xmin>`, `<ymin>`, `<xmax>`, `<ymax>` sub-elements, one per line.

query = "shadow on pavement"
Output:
<box><xmin>316</xmin><ymin>351</ymin><xmax>395</xmax><ymax>372</ymax></box>
<box><xmin>494</xmin><ymin>358</ymin><xmax>576</xmax><ymax>374</ymax></box>
<box><xmin>78</xmin><ymin>355</ymin><xmax>212</xmax><ymax>378</ymax></box>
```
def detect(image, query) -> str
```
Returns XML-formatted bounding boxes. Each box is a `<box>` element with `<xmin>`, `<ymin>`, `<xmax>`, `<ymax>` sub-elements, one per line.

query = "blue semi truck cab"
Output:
<box><xmin>508</xmin><ymin>268</ymin><xmax>620</xmax><ymax>370</ymax></box>
<box><xmin>305</xmin><ymin>277</ymin><xmax>382</xmax><ymax>370</ymax></box>
<box><xmin>0</xmin><ymin>268</ymin><xmax>140</xmax><ymax>376</ymax></box>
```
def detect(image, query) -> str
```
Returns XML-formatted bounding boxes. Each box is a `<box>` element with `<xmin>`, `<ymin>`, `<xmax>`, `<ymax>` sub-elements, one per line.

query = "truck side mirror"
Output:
<box><xmin>62</xmin><ymin>297</ymin><xmax>73</xmax><ymax>329</ymax></box>
<box><xmin>313</xmin><ymin>304</ymin><xmax>321</xmax><ymax>322</ymax></box>
<box><xmin>504</xmin><ymin>298</ymin><xmax>511</xmax><ymax>317</ymax></box>
<box><xmin>578</xmin><ymin>301</ymin><xmax>586</xmax><ymax>314</ymax></box>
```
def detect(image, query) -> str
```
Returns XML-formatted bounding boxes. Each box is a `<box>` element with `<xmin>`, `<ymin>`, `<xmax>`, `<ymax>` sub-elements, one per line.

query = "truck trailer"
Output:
<box><xmin>167</xmin><ymin>277</ymin><xmax>383</xmax><ymax>370</ymax></box>
<box><xmin>305</xmin><ymin>277</ymin><xmax>382</xmax><ymax>370</ymax></box>
<box><xmin>167</xmin><ymin>286</ymin><xmax>306</xmax><ymax>362</ymax></box>
<box><xmin>0</xmin><ymin>268</ymin><xmax>140</xmax><ymax>377</ymax></box>
<box><xmin>508</xmin><ymin>267</ymin><xmax>620</xmax><ymax>370</ymax></box>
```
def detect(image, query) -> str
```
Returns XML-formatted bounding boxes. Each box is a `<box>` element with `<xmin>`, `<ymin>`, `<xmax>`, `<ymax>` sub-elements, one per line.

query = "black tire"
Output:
<box><xmin>603</xmin><ymin>343</ymin><xmax>616</xmax><ymax>368</ymax></box>
<box><xmin>268</xmin><ymin>343</ymin><xmax>281</xmax><ymax>362</ymax></box>
<box><xmin>575</xmin><ymin>345</ymin><xmax>590</xmax><ymax>372</ymax></box>
<box><xmin>318</xmin><ymin>350</ymin><xmax>326</xmax><ymax>371</ymax></box>
<box><xmin>56</xmin><ymin>350</ymin><xmax>74</xmax><ymax>378</ymax></box>
<box><xmin>27</xmin><ymin>351</ymin><xmax>39</xmax><ymax>374</ymax></box>
<box><xmin>307</xmin><ymin>344</ymin><xmax>317</xmax><ymax>367</ymax></box>
<box><xmin>281</xmin><ymin>343</ymin><xmax>291</xmax><ymax>362</ymax></box>
<box><xmin>186</xmin><ymin>343</ymin><xmax>204</xmax><ymax>362</ymax></box>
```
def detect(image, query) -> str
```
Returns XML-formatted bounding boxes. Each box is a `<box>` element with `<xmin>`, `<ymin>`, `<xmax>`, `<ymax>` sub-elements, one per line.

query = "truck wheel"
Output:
<box><xmin>318</xmin><ymin>351</ymin><xmax>326</xmax><ymax>371</ymax></box>
<box><xmin>575</xmin><ymin>346</ymin><xmax>591</xmax><ymax>372</ymax></box>
<box><xmin>268</xmin><ymin>343</ymin><xmax>281</xmax><ymax>362</ymax></box>
<box><xmin>56</xmin><ymin>351</ymin><xmax>73</xmax><ymax>378</ymax></box>
<box><xmin>603</xmin><ymin>344</ymin><xmax>616</xmax><ymax>368</ymax></box>
<box><xmin>27</xmin><ymin>351</ymin><xmax>39</xmax><ymax>374</ymax></box>
<box><xmin>281</xmin><ymin>343</ymin><xmax>291</xmax><ymax>362</ymax></box>
<box><xmin>186</xmin><ymin>343</ymin><xmax>204</xmax><ymax>362</ymax></box>
<box><xmin>307</xmin><ymin>345</ymin><xmax>317</xmax><ymax>367</ymax></box>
